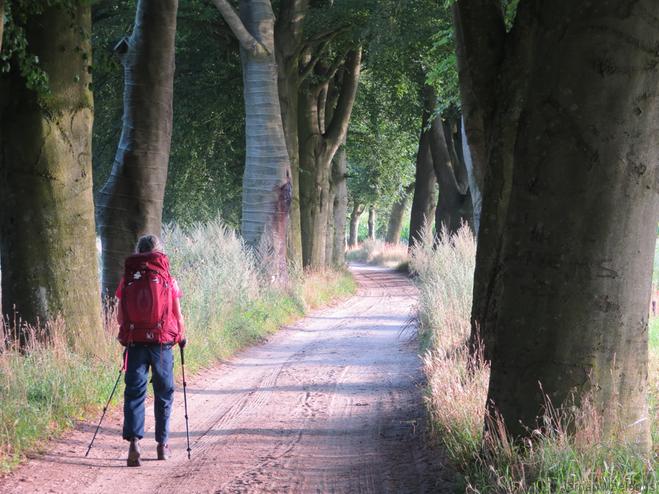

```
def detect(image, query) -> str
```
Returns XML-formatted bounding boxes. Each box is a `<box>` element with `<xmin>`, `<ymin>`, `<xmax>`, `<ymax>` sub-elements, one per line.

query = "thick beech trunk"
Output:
<box><xmin>96</xmin><ymin>0</ymin><xmax>178</xmax><ymax>297</ymax></box>
<box><xmin>385</xmin><ymin>185</ymin><xmax>413</xmax><ymax>244</ymax></box>
<box><xmin>299</xmin><ymin>49</ymin><xmax>361</xmax><ymax>268</ymax></box>
<box><xmin>331</xmin><ymin>141</ymin><xmax>348</xmax><ymax>265</ymax></box>
<box><xmin>458</xmin><ymin>0</ymin><xmax>658</xmax><ymax>449</ymax></box>
<box><xmin>454</xmin><ymin>0</ymin><xmax>533</xmax><ymax>361</ymax></box>
<box><xmin>367</xmin><ymin>206</ymin><xmax>376</xmax><ymax>241</ymax></box>
<box><xmin>299</xmin><ymin>84</ymin><xmax>331</xmax><ymax>267</ymax></box>
<box><xmin>275</xmin><ymin>0</ymin><xmax>308</xmax><ymax>266</ymax></box>
<box><xmin>348</xmin><ymin>203</ymin><xmax>364</xmax><ymax>247</ymax></box>
<box><xmin>214</xmin><ymin>0</ymin><xmax>291</xmax><ymax>280</ymax></box>
<box><xmin>0</xmin><ymin>3</ymin><xmax>102</xmax><ymax>351</ymax></box>
<box><xmin>408</xmin><ymin>127</ymin><xmax>437</xmax><ymax>249</ymax></box>
<box><xmin>0</xmin><ymin>0</ymin><xmax>5</xmax><ymax>54</ymax></box>
<box><xmin>461</xmin><ymin>117</ymin><xmax>481</xmax><ymax>233</ymax></box>
<box><xmin>429</xmin><ymin>116</ymin><xmax>472</xmax><ymax>235</ymax></box>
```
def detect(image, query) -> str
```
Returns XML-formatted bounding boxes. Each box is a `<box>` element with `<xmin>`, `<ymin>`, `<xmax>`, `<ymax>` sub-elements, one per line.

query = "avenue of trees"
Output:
<box><xmin>0</xmin><ymin>0</ymin><xmax>657</xmax><ymax>458</ymax></box>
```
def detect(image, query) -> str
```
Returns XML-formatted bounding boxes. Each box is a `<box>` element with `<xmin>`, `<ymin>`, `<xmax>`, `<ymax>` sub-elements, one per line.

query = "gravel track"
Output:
<box><xmin>0</xmin><ymin>264</ymin><xmax>454</xmax><ymax>493</ymax></box>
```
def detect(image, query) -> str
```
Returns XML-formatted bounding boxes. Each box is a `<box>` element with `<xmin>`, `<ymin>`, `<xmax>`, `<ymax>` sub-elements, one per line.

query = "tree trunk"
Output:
<box><xmin>385</xmin><ymin>184</ymin><xmax>413</xmax><ymax>244</ymax></box>
<box><xmin>472</xmin><ymin>0</ymin><xmax>658</xmax><ymax>449</ymax></box>
<box><xmin>0</xmin><ymin>2</ymin><xmax>102</xmax><ymax>351</ymax></box>
<box><xmin>331</xmin><ymin>140</ymin><xmax>348</xmax><ymax>266</ymax></box>
<box><xmin>275</xmin><ymin>0</ymin><xmax>308</xmax><ymax>267</ymax></box>
<box><xmin>96</xmin><ymin>0</ymin><xmax>178</xmax><ymax>297</ymax></box>
<box><xmin>299</xmin><ymin>84</ymin><xmax>330</xmax><ymax>268</ymax></box>
<box><xmin>429</xmin><ymin>116</ymin><xmax>473</xmax><ymax>236</ymax></box>
<box><xmin>461</xmin><ymin>116</ymin><xmax>481</xmax><ymax>234</ymax></box>
<box><xmin>0</xmin><ymin>0</ymin><xmax>5</xmax><ymax>54</ymax></box>
<box><xmin>408</xmin><ymin>126</ymin><xmax>437</xmax><ymax>249</ymax></box>
<box><xmin>325</xmin><ymin>170</ymin><xmax>336</xmax><ymax>265</ymax></box>
<box><xmin>348</xmin><ymin>203</ymin><xmax>364</xmax><ymax>247</ymax></box>
<box><xmin>299</xmin><ymin>48</ymin><xmax>361</xmax><ymax>268</ymax></box>
<box><xmin>213</xmin><ymin>0</ymin><xmax>292</xmax><ymax>280</ymax></box>
<box><xmin>454</xmin><ymin>0</ymin><xmax>533</xmax><ymax>361</ymax></box>
<box><xmin>367</xmin><ymin>206</ymin><xmax>376</xmax><ymax>241</ymax></box>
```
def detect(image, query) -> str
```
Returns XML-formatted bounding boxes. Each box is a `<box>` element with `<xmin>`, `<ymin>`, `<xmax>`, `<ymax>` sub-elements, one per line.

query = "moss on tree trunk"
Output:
<box><xmin>0</xmin><ymin>3</ymin><xmax>102</xmax><ymax>352</ymax></box>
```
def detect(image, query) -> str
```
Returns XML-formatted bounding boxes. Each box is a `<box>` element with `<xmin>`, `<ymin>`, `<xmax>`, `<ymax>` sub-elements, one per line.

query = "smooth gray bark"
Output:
<box><xmin>96</xmin><ymin>0</ymin><xmax>178</xmax><ymax>297</ymax></box>
<box><xmin>461</xmin><ymin>116</ymin><xmax>481</xmax><ymax>233</ymax></box>
<box><xmin>348</xmin><ymin>203</ymin><xmax>364</xmax><ymax>247</ymax></box>
<box><xmin>214</xmin><ymin>0</ymin><xmax>291</xmax><ymax>280</ymax></box>
<box><xmin>331</xmin><ymin>141</ymin><xmax>348</xmax><ymax>265</ymax></box>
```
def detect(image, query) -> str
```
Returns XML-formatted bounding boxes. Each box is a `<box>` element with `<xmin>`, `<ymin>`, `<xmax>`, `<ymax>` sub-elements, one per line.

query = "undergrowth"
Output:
<box><xmin>410</xmin><ymin>225</ymin><xmax>658</xmax><ymax>493</ymax></box>
<box><xmin>0</xmin><ymin>219</ymin><xmax>356</xmax><ymax>472</ymax></box>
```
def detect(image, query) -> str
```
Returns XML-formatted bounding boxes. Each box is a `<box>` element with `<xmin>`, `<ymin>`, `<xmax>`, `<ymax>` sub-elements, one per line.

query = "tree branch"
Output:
<box><xmin>298</xmin><ymin>40</ymin><xmax>330</xmax><ymax>83</ymax></box>
<box><xmin>324</xmin><ymin>47</ymin><xmax>362</xmax><ymax>150</ymax></box>
<box><xmin>211</xmin><ymin>0</ymin><xmax>268</xmax><ymax>56</ymax></box>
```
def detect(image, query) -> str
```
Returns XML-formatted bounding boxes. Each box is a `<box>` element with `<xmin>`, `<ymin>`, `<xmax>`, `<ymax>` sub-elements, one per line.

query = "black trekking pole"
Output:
<box><xmin>180</xmin><ymin>344</ymin><xmax>192</xmax><ymax>459</ymax></box>
<box><xmin>85</xmin><ymin>348</ymin><xmax>127</xmax><ymax>457</ymax></box>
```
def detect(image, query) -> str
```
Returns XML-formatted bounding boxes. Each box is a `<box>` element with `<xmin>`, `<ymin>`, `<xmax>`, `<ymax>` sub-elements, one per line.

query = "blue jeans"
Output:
<box><xmin>123</xmin><ymin>344</ymin><xmax>175</xmax><ymax>444</ymax></box>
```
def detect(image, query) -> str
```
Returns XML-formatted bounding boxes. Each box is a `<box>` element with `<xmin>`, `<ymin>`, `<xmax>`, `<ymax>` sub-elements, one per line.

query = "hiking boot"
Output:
<box><xmin>157</xmin><ymin>443</ymin><xmax>171</xmax><ymax>460</ymax></box>
<box><xmin>127</xmin><ymin>438</ymin><xmax>141</xmax><ymax>467</ymax></box>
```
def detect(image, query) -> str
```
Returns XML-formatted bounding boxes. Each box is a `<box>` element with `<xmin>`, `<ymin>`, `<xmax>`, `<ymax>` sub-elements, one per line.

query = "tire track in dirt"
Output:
<box><xmin>0</xmin><ymin>264</ymin><xmax>455</xmax><ymax>493</ymax></box>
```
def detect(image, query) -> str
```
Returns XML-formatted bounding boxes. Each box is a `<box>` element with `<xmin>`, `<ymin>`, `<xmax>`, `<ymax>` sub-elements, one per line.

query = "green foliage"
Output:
<box><xmin>347</xmin><ymin>73</ymin><xmax>417</xmax><ymax>210</ymax></box>
<box><xmin>1</xmin><ymin>0</ymin><xmax>82</xmax><ymax>96</ymax></box>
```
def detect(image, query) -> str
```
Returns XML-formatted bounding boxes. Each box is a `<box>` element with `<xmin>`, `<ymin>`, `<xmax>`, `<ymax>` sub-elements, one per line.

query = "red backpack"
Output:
<box><xmin>118</xmin><ymin>251</ymin><xmax>176</xmax><ymax>345</ymax></box>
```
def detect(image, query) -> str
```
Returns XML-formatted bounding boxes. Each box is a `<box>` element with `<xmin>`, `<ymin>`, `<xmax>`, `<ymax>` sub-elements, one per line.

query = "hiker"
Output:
<box><xmin>115</xmin><ymin>234</ymin><xmax>186</xmax><ymax>467</ymax></box>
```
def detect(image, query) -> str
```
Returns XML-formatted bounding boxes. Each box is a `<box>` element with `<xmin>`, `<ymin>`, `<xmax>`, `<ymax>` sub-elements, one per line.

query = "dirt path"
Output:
<box><xmin>0</xmin><ymin>265</ymin><xmax>454</xmax><ymax>493</ymax></box>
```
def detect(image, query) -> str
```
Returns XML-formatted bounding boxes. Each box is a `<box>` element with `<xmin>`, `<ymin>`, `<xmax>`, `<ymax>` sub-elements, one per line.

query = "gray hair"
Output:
<box><xmin>135</xmin><ymin>234</ymin><xmax>164</xmax><ymax>254</ymax></box>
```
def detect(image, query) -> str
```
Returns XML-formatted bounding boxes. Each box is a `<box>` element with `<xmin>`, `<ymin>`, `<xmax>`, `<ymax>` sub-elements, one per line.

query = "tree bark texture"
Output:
<box><xmin>367</xmin><ymin>206</ymin><xmax>376</xmax><ymax>241</ymax></box>
<box><xmin>408</xmin><ymin>124</ymin><xmax>437</xmax><ymax>249</ymax></box>
<box><xmin>385</xmin><ymin>184</ymin><xmax>413</xmax><ymax>244</ymax></box>
<box><xmin>213</xmin><ymin>0</ymin><xmax>291</xmax><ymax>280</ymax></box>
<box><xmin>429</xmin><ymin>116</ymin><xmax>473</xmax><ymax>236</ymax></box>
<box><xmin>96</xmin><ymin>0</ymin><xmax>178</xmax><ymax>297</ymax></box>
<box><xmin>461</xmin><ymin>116</ymin><xmax>481</xmax><ymax>233</ymax></box>
<box><xmin>0</xmin><ymin>0</ymin><xmax>5</xmax><ymax>54</ymax></box>
<box><xmin>348</xmin><ymin>203</ymin><xmax>364</xmax><ymax>247</ymax></box>
<box><xmin>331</xmin><ymin>141</ymin><xmax>348</xmax><ymax>266</ymax></box>
<box><xmin>299</xmin><ymin>48</ymin><xmax>361</xmax><ymax>268</ymax></box>
<box><xmin>454</xmin><ymin>0</ymin><xmax>535</xmax><ymax>361</ymax></box>
<box><xmin>0</xmin><ymin>3</ymin><xmax>102</xmax><ymax>350</ymax></box>
<box><xmin>275</xmin><ymin>0</ymin><xmax>308</xmax><ymax>267</ymax></box>
<box><xmin>484</xmin><ymin>1</ymin><xmax>659</xmax><ymax>449</ymax></box>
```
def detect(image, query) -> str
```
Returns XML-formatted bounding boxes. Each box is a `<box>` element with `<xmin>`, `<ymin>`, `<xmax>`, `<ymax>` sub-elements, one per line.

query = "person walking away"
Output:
<box><xmin>115</xmin><ymin>234</ymin><xmax>186</xmax><ymax>467</ymax></box>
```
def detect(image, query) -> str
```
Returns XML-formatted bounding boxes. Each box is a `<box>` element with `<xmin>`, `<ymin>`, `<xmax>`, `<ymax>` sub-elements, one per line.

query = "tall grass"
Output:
<box><xmin>0</xmin><ymin>219</ymin><xmax>356</xmax><ymax>472</ymax></box>
<box><xmin>346</xmin><ymin>239</ymin><xmax>409</xmax><ymax>269</ymax></box>
<box><xmin>410</xmin><ymin>225</ymin><xmax>658</xmax><ymax>493</ymax></box>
